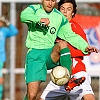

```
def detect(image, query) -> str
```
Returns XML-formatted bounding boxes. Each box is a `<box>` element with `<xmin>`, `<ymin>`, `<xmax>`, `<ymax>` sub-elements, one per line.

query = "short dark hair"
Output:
<box><xmin>58</xmin><ymin>0</ymin><xmax>77</xmax><ymax>18</ymax></box>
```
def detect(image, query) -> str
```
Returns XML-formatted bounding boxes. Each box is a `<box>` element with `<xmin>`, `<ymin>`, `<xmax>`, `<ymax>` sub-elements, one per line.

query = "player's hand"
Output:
<box><xmin>85</xmin><ymin>46</ymin><xmax>99</xmax><ymax>53</ymax></box>
<box><xmin>40</xmin><ymin>18</ymin><xmax>50</xmax><ymax>26</ymax></box>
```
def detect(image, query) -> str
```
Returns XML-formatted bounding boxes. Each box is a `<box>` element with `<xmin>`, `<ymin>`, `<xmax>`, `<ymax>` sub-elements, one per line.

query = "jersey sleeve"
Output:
<box><xmin>68</xmin><ymin>20</ymin><xmax>90</xmax><ymax>57</ymax></box>
<box><xmin>57</xmin><ymin>21</ymin><xmax>89</xmax><ymax>54</ymax></box>
<box><xmin>71</xmin><ymin>21</ymin><xmax>88</xmax><ymax>42</ymax></box>
<box><xmin>20</xmin><ymin>5</ymin><xmax>41</xmax><ymax>24</ymax></box>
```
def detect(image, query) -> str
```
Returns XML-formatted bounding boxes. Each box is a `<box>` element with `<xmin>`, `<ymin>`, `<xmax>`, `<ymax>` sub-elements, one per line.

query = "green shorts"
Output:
<box><xmin>25</xmin><ymin>48</ymin><xmax>57</xmax><ymax>84</ymax></box>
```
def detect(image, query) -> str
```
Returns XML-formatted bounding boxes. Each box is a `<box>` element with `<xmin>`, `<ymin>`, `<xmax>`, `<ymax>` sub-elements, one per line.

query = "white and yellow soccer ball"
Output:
<box><xmin>50</xmin><ymin>66</ymin><xmax>70</xmax><ymax>86</ymax></box>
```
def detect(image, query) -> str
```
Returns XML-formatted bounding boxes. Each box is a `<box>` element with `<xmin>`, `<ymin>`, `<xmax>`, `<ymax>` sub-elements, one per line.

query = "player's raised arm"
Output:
<box><xmin>57</xmin><ymin>21</ymin><xmax>98</xmax><ymax>54</ymax></box>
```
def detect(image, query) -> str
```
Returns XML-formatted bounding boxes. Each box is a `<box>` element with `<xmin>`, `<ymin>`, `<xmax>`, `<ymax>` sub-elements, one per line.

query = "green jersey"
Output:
<box><xmin>20</xmin><ymin>4</ymin><xmax>88</xmax><ymax>54</ymax></box>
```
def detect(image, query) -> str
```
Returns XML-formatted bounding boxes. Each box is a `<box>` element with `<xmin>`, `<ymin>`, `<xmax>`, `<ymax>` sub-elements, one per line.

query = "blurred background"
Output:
<box><xmin>0</xmin><ymin>0</ymin><xmax>100</xmax><ymax>100</ymax></box>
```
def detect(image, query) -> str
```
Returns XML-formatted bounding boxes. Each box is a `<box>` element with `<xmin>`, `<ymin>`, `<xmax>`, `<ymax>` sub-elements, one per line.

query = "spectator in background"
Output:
<box><xmin>0</xmin><ymin>16</ymin><xmax>18</xmax><ymax>100</ymax></box>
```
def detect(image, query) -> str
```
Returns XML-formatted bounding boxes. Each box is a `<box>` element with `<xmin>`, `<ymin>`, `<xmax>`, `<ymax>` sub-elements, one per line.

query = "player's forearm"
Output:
<box><xmin>67</xmin><ymin>34</ymin><xmax>88</xmax><ymax>54</ymax></box>
<box><xmin>68</xmin><ymin>44</ymin><xmax>89</xmax><ymax>57</ymax></box>
<box><xmin>58</xmin><ymin>22</ymin><xmax>89</xmax><ymax>54</ymax></box>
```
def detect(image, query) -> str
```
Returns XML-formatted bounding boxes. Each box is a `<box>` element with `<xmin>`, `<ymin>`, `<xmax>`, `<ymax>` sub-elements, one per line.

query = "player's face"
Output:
<box><xmin>60</xmin><ymin>3</ymin><xmax>74</xmax><ymax>21</ymax></box>
<box><xmin>41</xmin><ymin>0</ymin><xmax>57</xmax><ymax>13</ymax></box>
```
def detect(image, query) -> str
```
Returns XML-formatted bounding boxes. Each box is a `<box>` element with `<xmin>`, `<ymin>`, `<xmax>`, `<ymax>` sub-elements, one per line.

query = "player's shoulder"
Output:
<box><xmin>70</xmin><ymin>19</ymin><xmax>83</xmax><ymax>28</ymax></box>
<box><xmin>53</xmin><ymin>8</ymin><xmax>65</xmax><ymax>17</ymax></box>
<box><xmin>70</xmin><ymin>19</ymin><xmax>78</xmax><ymax>25</ymax></box>
<box><xmin>53</xmin><ymin>8</ymin><xmax>61</xmax><ymax>14</ymax></box>
<box><xmin>28</xmin><ymin>4</ymin><xmax>41</xmax><ymax>11</ymax></box>
<box><xmin>53</xmin><ymin>8</ymin><xmax>68</xmax><ymax>23</ymax></box>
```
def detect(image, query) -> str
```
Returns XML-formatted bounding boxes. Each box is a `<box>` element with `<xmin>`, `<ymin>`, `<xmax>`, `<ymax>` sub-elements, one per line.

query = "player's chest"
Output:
<box><xmin>36</xmin><ymin>10</ymin><xmax>61</xmax><ymax>30</ymax></box>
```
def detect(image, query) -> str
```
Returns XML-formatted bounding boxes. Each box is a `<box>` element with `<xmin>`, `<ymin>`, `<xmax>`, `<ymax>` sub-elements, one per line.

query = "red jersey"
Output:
<box><xmin>69</xmin><ymin>19</ymin><xmax>89</xmax><ymax>74</ymax></box>
<box><xmin>56</xmin><ymin>19</ymin><xmax>89</xmax><ymax>74</ymax></box>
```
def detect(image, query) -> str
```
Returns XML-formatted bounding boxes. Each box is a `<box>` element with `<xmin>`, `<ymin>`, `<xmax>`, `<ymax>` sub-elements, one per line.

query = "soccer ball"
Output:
<box><xmin>50</xmin><ymin>66</ymin><xmax>70</xmax><ymax>86</ymax></box>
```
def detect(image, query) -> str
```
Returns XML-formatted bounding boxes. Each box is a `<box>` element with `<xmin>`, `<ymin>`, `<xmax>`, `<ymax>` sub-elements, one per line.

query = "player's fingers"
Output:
<box><xmin>89</xmin><ymin>47</ymin><xmax>98</xmax><ymax>53</ymax></box>
<box><xmin>94</xmin><ymin>48</ymin><xmax>99</xmax><ymax>53</ymax></box>
<box><xmin>89</xmin><ymin>46</ymin><xmax>99</xmax><ymax>53</ymax></box>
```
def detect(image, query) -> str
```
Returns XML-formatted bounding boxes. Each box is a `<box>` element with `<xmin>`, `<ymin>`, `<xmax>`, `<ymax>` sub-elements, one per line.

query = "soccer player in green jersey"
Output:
<box><xmin>20</xmin><ymin>0</ymin><xmax>98</xmax><ymax>100</ymax></box>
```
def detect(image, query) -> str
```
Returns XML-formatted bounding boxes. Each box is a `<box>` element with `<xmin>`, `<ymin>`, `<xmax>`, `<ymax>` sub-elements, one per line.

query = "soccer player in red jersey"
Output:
<box><xmin>40</xmin><ymin>0</ymin><xmax>96</xmax><ymax>100</ymax></box>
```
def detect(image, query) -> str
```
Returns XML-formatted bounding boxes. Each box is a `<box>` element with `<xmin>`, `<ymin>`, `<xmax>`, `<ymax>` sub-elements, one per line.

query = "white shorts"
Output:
<box><xmin>41</xmin><ymin>71</ymin><xmax>94</xmax><ymax>100</ymax></box>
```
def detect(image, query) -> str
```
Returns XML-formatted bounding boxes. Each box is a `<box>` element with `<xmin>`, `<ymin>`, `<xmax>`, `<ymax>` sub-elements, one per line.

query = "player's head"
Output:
<box><xmin>0</xmin><ymin>16</ymin><xmax>7</xmax><ymax>27</ymax></box>
<box><xmin>58</xmin><ymin>0</ymin><xmax>77</xmax><ymax>21</ymax></box>
<box><xmin>41</xmin><ymin>0</ymin><xmax>57</xmax><ymax>13</ymax></box>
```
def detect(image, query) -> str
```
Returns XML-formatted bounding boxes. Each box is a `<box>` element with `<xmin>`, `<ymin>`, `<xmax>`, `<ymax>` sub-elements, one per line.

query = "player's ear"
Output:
<box><xmin>72</xmin><ymin>13</ymin><xmax>74</xmax><ymax>16</ymax></box>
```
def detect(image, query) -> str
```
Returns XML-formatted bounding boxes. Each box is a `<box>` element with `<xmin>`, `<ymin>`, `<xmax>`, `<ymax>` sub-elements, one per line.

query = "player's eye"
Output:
<box><xmin>67</xmin><ymin>8</ymin><xmax>72</xmax><ymax>11</ymax></box>
<box><xmin>60</xmin><ymin>6</ymin><xmax>65</xmax><ymax>10</ymax></box>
